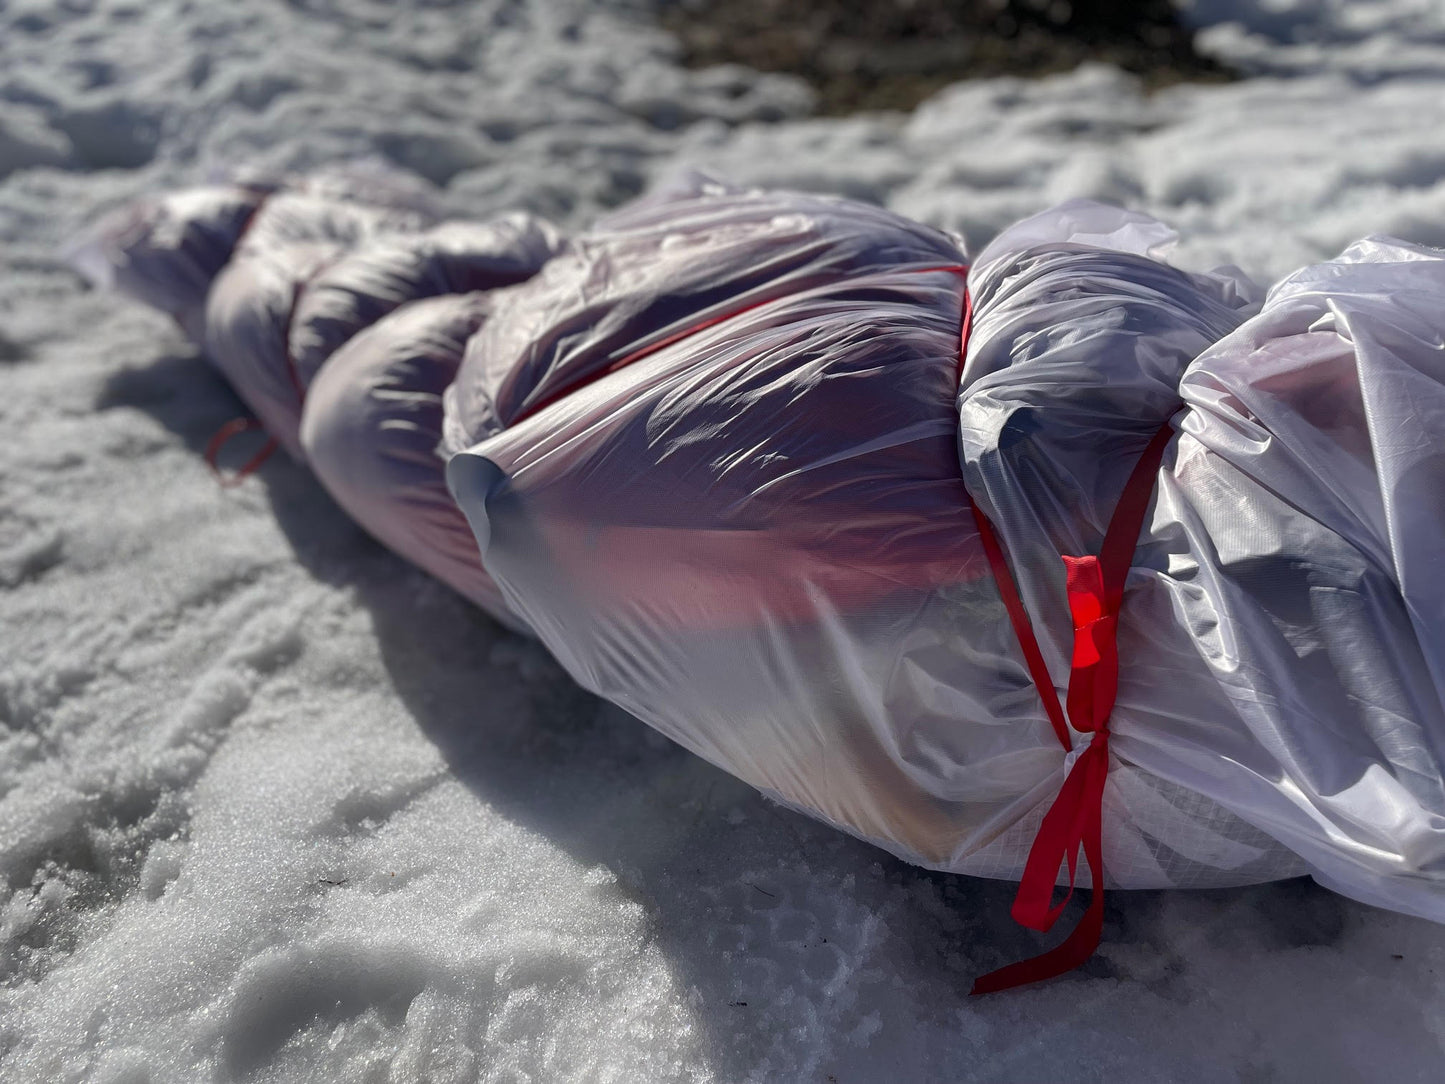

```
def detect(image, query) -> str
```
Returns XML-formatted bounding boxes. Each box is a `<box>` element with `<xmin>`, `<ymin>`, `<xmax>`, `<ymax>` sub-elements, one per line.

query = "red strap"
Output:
<box><xmin>965</xmin><ymin>350</ymin><xmax>1178</xmax><ymax>991</ymax></box>
<box><xmin>954</xmin><ymin>285</ymin><xmax>974</xmax><ymax>387</ymax></box>
<box><xmin>205</xmin><ymin>416</ymin><xmax>278</xmax><ymax>488</ymax></box>
<box><xmin>970</xmin><ymin>730</ymin><xmax>1110</xmax><ymax>994</ymax></box>
<box><xmin>969</xmin><ymin>501</ymin><xmax>1073</xmax><ymax>753</ymax></box>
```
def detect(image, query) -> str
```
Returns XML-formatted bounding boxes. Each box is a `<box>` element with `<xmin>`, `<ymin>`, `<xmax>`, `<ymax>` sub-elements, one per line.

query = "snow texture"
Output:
<box><xmin>2</xmin><ymin>1</ymin><xmax>1444</xmax><ymax>1081</ymax></box>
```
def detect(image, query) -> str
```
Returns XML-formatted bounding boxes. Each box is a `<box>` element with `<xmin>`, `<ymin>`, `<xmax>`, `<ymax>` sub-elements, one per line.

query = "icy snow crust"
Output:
<box><xmin>2</xmin><ymin>0</ymin><xmax>1445</xmax><ymax>1080</ymax></box>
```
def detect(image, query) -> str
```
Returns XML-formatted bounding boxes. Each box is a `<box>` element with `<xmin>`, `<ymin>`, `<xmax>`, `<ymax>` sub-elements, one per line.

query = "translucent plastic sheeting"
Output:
<box><xmin>448</xmin><ymin>187</ymin><xmax>1445</xmax><ymax>915</ymax></box>
<box><xmin>961</xmin><ymin>209</ymin><xmax>1445</xmax><ymax>913</ymax></box>
<box><xmin>72</xmin><ymin>178</ymin><xmax>561</xmax><ymax>621</ymax></box>
<box><xmin>446</xmin><ymin>187</ymin><xmax>1272</xmax><ymax>889</ymax></box>
<box><xmin>78</xmin><ymin>174</ymin><xmax>1445</xmax><ymax>921</ymax></box>
<box><xmin>67</xmin><ymin>184</ymin><xmax>267</xmax><ymax>345</ymax></box>
<box><xmin>205</xmin><ymin>197</ymin><xmax>560</xmax><ymax>459</ymax></box>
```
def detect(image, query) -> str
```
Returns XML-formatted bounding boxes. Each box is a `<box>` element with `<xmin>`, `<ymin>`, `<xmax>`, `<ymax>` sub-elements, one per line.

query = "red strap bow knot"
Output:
<box><xmin>1063</xmin><ymin>554</ymin><xmax>1120</xmax><ymax>733</ymax></box>
<box><xmin>968</xmin><ymin>422</ymin><xmax>1177</xmax><ymax>995</ymax></box>
<box><xmin>968</xmin><ymin>559</ymin><xmax>1117</xmax><ymax>994</ymax></box>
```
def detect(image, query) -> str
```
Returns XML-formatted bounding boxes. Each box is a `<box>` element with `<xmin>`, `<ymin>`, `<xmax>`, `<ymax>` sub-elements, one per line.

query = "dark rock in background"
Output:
<box><xmin>660</xmin><ymin>0</ymin><xmax>1233</xmax><ymax>113</ymax></box>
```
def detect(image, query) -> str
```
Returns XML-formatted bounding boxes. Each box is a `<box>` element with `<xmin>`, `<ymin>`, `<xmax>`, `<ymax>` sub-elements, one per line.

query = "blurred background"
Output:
<box><xmin>663</xmin><ymin>0</ymin><xmax>1233</xmax><ymax>112</ymax></box>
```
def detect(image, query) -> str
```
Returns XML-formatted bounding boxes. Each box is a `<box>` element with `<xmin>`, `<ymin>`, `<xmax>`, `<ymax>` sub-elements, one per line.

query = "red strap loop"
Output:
<box><xmin>1063</xmin><ymin>554</ymin><xmax>1119</xmax><ymax>733</ymax></box>
<box><xmin>971</xmin><ymin>731</ymin><xmax>1110</xmax><ymax>994</ymax></box>
<box><xmin>205</xmin><ymin>416</ymin><xmax>278</xmax><ymax>488</ymax></box>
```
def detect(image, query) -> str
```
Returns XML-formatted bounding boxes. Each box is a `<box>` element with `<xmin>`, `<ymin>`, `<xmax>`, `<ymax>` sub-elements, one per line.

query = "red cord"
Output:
<box><xmin>204</xmin><ymin>416</ymin><xmax>278</xmax><ymax>488</ymax></box>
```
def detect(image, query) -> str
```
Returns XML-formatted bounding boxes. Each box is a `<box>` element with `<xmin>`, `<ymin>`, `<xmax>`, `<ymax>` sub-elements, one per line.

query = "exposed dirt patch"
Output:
<box><xmin>660</xmin><ymin>0</ymin><xmax>1234</xmax><ymax>114</ymax></box>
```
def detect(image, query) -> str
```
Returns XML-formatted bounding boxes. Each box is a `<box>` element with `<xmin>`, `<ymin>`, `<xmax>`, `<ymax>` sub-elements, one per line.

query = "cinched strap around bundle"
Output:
<box><xmin>966</xmin><ymin>421</ymin><xmax>1176</xmax><ymax>995</ymax></box>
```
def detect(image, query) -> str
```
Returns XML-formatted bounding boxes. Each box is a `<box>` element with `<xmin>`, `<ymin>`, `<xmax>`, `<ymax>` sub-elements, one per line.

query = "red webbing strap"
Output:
<box><xmin>957</xmin><ymin>280</ymin><xmax>1069</xmax><ymax>754</ymax></box>
<box><xmin>968</xmin><ymin>501</ymin><xmax>1073</xmax><ymax>754</ymax></box>
<box><xmin>968</xmin><ymin>421</ymin><xmax>1176</xmax><ymax>994</ymax></box>
<box><xmin>205</xmin><ymin>416</ymin><xmax>278</xmax><ymax>488</ymax></box>
<box><xmin>958</xmin><ymin>275</ymin><xmax>1178</xmax><ymax>995</ymax></box>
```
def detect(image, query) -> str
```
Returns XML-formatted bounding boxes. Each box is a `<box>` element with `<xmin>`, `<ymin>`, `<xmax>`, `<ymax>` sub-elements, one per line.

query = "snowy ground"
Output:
<box><xmin>3</xmin><ymin>1</ymin><xmax>1445</xmax><ymax>1080</ymax></box>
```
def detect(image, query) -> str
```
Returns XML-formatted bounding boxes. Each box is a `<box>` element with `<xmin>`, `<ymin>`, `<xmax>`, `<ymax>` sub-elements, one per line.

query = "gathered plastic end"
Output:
<box><xmin>445</xmin><ymin>451</ymin><xmax>509</xmax><ymax>556</ymax></box>
<box><xmin>62</xmin><ymin>231</ymin><xmax>119</xmax><ymax>291</ymax></box>
<box><xmin>205</xmin><ymin>417</ymin><xmax>278</xmax><ymax>488</ymax></box>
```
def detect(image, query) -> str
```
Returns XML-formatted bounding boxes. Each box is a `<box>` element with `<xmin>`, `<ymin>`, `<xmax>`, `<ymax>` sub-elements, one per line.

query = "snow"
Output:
<box><xmin>2</xmin><ymin>0</ymin><xmax>1444</xmax><ymax>1080</ymax></box>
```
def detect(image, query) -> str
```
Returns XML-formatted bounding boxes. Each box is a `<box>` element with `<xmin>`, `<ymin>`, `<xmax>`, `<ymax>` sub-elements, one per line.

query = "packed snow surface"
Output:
<box><xmin>3</xmin><ymin>1</ymin><xmax>1445</xmax><ymax>1081</ymax></box>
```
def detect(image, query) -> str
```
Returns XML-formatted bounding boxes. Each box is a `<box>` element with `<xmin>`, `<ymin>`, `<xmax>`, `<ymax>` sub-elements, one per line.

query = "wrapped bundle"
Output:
<box><xmin>445</xmin><ymin>184</ymin><xmax>1445</xmax><ymax>944</ymax></box>
<box><xmin>204</xmin><ymin>198</ymin><xmax>558</xmax><ymax>458</ymax></box>
<box><xmin>66</xmin><ymin>183</ymin><xmax>267</xmax><ymax>345</ymax></box>
<box><xmin>72</xmin><ymin>176</ymin><xmax>561</xmax><ymax>623</ymax></box>
<box><xmin>80</xmin><ymin>172</ymin><xmax>1445</xmax><ymax>984</ymax></box>
<box><xmin>442</xmin><ymin>186</ymin><xmax>1297</xmax><ymax>890</ymax></box>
